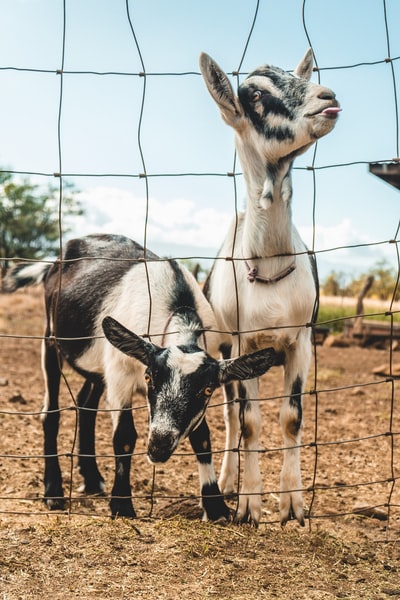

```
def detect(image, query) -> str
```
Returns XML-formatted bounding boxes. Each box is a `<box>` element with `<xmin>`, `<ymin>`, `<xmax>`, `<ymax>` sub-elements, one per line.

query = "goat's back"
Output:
<box><xmin>42</xmin><ymin>234</ymin><xmax>219</xmax><ymax>371</ymax></box>
<box><xmin>43</xmin><ymin>234</ymin><xmax>157</xmax><ymax>362</ymax></box>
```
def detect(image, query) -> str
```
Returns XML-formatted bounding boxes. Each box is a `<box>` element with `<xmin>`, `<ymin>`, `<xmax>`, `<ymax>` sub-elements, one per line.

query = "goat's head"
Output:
<box><xmin>102</xmin><ymin>316</ymin><xmax>279</xmax><ymax>463</ymax></box>
<box><xmin>199</xmin><ymin>49</ymin><xmax>340</xmax><ymax>165</ymax></box>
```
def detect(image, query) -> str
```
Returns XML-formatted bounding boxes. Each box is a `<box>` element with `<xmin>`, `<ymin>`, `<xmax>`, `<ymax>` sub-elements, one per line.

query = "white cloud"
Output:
<box><xmin>72</xmin><ymin>186</ymin><xmax>232</xmax><ymax>251</ymax></box>
<box><xmin>299</xmin><ymin>218</ymin><xmax>369</xmax><ymax>252</ymax></box>
<box><xmin>299</xmin><ymin>218</ymin><xmax>397</xmax><ymax>278</ymax></box>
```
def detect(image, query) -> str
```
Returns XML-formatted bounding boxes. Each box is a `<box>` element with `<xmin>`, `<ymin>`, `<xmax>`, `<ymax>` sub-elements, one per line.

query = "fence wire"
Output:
<box><xmin>0</xmin><ymin>0</ymin><xmax>399</xmax><ymax>540</ymax></box>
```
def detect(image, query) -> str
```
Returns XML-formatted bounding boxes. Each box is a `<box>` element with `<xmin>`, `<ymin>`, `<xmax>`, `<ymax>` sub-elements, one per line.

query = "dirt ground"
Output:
<box><xmin>0</xmin><ymin>288</ymin><xmax>399</xmax><ymax>599</ymax></box>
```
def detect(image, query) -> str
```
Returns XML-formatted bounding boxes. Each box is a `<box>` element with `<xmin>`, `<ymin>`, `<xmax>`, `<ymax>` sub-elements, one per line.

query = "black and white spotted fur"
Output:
<box><xmin>200</xmin><ymin>50</ymin><xmax>340</xmax><ymax>526</ymax></box>
<box><xmin>3</xmin><ymin>233</ymin><xmax>279</xmax><ymax>520</ymax></box>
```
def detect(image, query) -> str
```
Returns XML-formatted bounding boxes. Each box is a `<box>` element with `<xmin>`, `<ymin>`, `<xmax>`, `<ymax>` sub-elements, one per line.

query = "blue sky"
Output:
<box><xmin>0</xmin><ymin>0</ymin><xmax>399</xmax><ymax>281</ymax></box>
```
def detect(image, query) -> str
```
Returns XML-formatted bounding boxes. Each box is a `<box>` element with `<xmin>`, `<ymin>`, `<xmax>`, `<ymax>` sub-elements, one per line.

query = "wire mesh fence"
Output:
<box><xmin>0</xmin><ymin>0</ymin><xmax>399</xmax><ymax>539</ymax></box>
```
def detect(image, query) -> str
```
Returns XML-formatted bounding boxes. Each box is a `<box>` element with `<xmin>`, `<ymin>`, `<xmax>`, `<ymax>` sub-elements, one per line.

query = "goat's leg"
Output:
<box><xmin>41</xmin><ymin>338</ymin><xmax>64</xmax><ymax>510</ymax></box>
<box><xmin>234</xmin><ymin>379</ymin><xmax>263</xmax><ymax>526</ymax></box>
<box><xmin>105</xmin><ymin>370</ymin><xmax>137</xmax><ymax>518</ymax></box>
<box><xmin>189</xmin><ymin>417</ymin><xmax>230</xmax><ymax>522</ymax></box>
<box><xmin>279</xmin><ymin>378</ymin><xmax>304</xmax><ymax>526</ymax></box>
<box><xmin>109</xmin><ymin>406</ymin><xmax>137</xmax><ymax>518</ymax></box>
<box><xmin>279</xmin><ymin>339</ymin><xmax>311</xmax><ymax>527</ymax></box>
<box><xmin>218</xmin><ymin>380</ymin><xmax>240</xmax><ymax>494</ymax></box>
<box><xmin>77</xmin><ymin>378</ymin><xmax>106</xmax><ymax>495</ymax></box>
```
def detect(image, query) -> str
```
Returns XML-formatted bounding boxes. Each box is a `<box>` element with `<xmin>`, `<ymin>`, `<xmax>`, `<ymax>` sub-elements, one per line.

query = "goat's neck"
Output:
<box><xmin>241</xmin><ymin>153</ymin><xmax>295</xmax><ymax>260</ymax></box>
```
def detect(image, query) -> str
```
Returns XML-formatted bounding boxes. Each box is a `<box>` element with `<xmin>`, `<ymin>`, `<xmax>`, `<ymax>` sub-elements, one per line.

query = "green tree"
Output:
<box><xmin>322</xmin><ymin>260</ymin><xmax>399</xmax><ymax>302</ymax></box>
<box><xmin>344</xmin><ymin>260</ymin><xmax>398</xmax><ymax>301</ymax></box>
<box><xmin>0</xmin><ymin>171</ymin><xmax>83</xmax><ymax>276</ymax></box>
<box><xmin>368</xmin><ymin>259</ymin><xmax>398</xmax><ymax>301</ymax></box>
<box><xmin>321</xmin><ymin>270</ymin><xmax>348</xmax><ymax>296</ymax></box>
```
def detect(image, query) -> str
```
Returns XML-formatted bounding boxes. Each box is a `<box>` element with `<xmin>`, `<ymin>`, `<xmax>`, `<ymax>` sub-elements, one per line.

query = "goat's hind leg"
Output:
<box><xmin>279</xmin><ymin>342</ymin><xmax>310</xmax><ymax>527</ymax></box>
<box><xmin>189</xmin><ymin>418</ymin><xmax>230</xmax><ymax>522</ymax></box>
<box><xmin>77</xmin><ymin>377</ymin><xmax>106</xmax><ymax>496</ymax></box>
<box><xmin>279</xmin><ymin>378</ymin><xmax>304</xmax><ymax>526</ymax></box>
<box><xmin>41</xmin><ymin>338</ymin><xmax>65</xmax><ymax>510</ymax></box>
<box><xmin>235</xmin><ymin>380</ymin><xmax>263</xmax><ymax>526</ymax></box>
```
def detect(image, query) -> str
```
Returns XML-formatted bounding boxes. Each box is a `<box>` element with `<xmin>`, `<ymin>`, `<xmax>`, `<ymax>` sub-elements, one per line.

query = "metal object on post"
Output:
<box><xmin>369</xmin><ymin>160</ymin><xmax>400</xmax><ymax>190</ymax></box>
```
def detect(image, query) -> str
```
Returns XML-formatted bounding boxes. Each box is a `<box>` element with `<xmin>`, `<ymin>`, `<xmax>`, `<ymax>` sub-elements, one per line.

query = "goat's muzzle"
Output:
<box><xmin>147</xmin><ymin>430</ymin><xmax>178</xmax><ymax>464</ymax></box>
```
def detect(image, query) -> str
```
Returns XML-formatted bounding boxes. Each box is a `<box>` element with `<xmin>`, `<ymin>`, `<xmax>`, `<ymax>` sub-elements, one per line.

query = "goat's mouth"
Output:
<box><xmin>320</xmin><ymin>106</ymin><xmax>342</xmax><ymax>118</ymax></box>
<box><xmin>306</xmin><ymin>105</ymin><xmax>342</xmax><ymax>119</ymax></box>
<box><xmin>147</xmin><ymin>450</ymin><xmax>172</xmax><ymax>464</ymax></box>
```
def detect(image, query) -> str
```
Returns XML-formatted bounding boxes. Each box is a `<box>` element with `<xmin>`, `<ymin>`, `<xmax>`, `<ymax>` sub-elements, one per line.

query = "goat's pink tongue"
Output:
<box><xmin>321</xmin><ymin>107</ymin><xmax>342</xmax><ymax>115</ymax></box>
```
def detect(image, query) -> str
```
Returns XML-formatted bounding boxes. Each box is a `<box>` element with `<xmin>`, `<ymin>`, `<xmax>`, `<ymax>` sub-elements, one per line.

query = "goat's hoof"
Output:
<box><xmin>280</xmin><ymin>489</ymin><xmax>305</xmax><ymax>527</ymax></box>
<box><xmin>233</xmin><ymin>512</ymin><xmax>259</xmax><ymax>528</ymax></box>
<box><xmin>280</xmin><ymin>505</ymin><xmax>305</xmax><ymax>527</ymax></box>
<box><xmin>233</xmin><ymin>506</ymin><xmax>260</xmax><ymax>527</ymax></box>
<box><xmin>206</xmin><ymin>504</ymin><xmax>231</xmax><ymax>524</ymax></box>
<box><xmin>44</xmin><ymin>496</ymin><xmax>66</xmax><ymax>511</ymax></box>
<box><xmin>110</xmin><ymin>499</ymin><xmax>136</xmax><ymax>519</ymax></box>
<box><xmin>202</xmin><ymin>482</ymin><xmax>231</xmax><ymax>522</ymax></box>
<box><xmin>233</xmin><ymin>494</ymin><xmax>261</xmax><ymax>527</ymax></box>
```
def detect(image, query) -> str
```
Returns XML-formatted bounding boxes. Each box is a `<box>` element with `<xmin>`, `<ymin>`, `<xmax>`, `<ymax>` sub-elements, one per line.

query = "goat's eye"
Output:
<box><xmin>204</xmin><ymin>387</ymin><xmax>213</xmax><ymax>397</ymax></box>
<box><xmin>144</xmin><ymin>373</ymin><xmax>152</xmax><ymax>385</ymax></box>
<box><xmin>251</xmin><ymin>90</ymin><xmax>262</xmax><ymax>103</ymax></box>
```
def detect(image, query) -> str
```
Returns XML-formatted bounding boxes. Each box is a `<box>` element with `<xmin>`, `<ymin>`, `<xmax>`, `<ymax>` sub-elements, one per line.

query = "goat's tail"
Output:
<box><xmin>2</xmin><ymin>262</ymin><xmax>51</xmax><ymax>292</ymax></box>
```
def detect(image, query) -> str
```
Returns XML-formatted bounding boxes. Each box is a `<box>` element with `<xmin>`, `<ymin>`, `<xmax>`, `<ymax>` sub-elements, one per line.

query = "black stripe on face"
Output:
<box><xmin>238</xmin><ymin>65</ymin><xmax>308</xmax><ymax>140</ymax></box>
<box><xmin>238</xmin><ymin>88</ymin><xmax>295</xmax><ymax>141</ymax></box>
<box><xmin>247</xmin><ymin>66</ymin><xmax>309</xmax><ymax>107</ymax></box>
<box><xmin>239</xmin><ymin>85</ymin><xmax>292</xmax><ymax>120</ymax></box>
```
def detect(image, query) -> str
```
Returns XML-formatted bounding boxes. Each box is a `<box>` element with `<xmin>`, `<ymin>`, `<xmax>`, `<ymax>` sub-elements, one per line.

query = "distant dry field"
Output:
<box><xmin>0</xmin><ymin>288</ymin><xmax>399</xmax><ymax>599</ymax></box>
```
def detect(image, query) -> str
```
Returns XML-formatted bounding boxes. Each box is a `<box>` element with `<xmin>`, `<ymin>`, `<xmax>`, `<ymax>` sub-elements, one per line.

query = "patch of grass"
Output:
<box><xmin>317</xmin><ymin>305</ymin><xmax>354</xmax><ymax>334</ymax></box>
<box><xmin>317</xmin><ymin>304</ymin><xmax>400</xmax><ymax>334</ymax></box>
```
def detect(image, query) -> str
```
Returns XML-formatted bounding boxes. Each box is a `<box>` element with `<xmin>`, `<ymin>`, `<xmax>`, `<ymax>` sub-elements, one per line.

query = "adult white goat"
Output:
<box><xmin>200</xmin><ymin>49</ymin><xmax>340</xmax><ymax>526</ymax></box>
<box><xmin>3</xmin><ymin>234</ymin><xmax>280</xmax><ymax>520</ymax></box>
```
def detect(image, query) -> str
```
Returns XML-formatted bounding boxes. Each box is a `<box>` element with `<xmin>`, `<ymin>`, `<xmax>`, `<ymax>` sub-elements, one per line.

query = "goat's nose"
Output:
<box><xmin>148</xmin><ymin>430</ymin><xmax>176</xmax><ymax>463</ymax></box>
<box><xmin>150</xmin><ymin>431</ymin><xmax>174</xmax><ymax>450</ymax></box>
<box><xmin>318</xmin><ymin>88</ymin><xmax>336</xmax><ymax>101</ymax></box>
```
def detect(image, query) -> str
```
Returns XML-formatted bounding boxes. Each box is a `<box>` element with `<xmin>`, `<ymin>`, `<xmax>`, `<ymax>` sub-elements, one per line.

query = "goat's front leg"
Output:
<box><xmin>235</xmin><ymin>379</ymin><xmax>263</xmax><ymax>526</ymax></box>
<box><xmin>189</xmin><ymin>417</ymin><xmax>230</xmax><ymax>522</ymax></box>
<box><xmin>109</xmin><ymin>405</ymin><xmax>137</xmax><ymax>518</ymax></box>
<box><xmin>279</xmin><ymin>340</ymin><xmax>310</xmax><ymax>527</ymax></box>
<box><xmin>104</xmin><ymin>372</ymin><xmax>137</xmax><ymax>518</ymax></box>
<box><xmin>106</xmin><ymin>370</ymin><xmax>138</xmax><ymax>518</ymax></box>
<box><xmin>218</xmin><ymin>380</ymin><xmax>240</xmax><ymax>494</ymax></box>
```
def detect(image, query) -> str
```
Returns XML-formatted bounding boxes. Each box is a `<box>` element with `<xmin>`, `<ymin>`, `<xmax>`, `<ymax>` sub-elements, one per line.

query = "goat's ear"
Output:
<box><xmin>199</xmin><ymin>52</ymin><xmax>244</xmax><ymax>127</ymax></box>
<box><xmin>102</xmin><ymin>316</ymin><xmax>160</xmax><ymax>366</ymax></box>
<box><xmin>294</xmin><ymin>48</ymin><xmax>313</xmax><ymax>81</ymax></box>
<box><xmin>218</xmin><ymin>347</ymin><xmax>281</xmax><ymax>384</ymax></box>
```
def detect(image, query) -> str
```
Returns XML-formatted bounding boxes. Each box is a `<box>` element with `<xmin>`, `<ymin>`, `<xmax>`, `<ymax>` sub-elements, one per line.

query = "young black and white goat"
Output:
<box><xmin>200</xmin><ymin>50</ymin><xmax>340</xmax><ymax>526</ymax></box>
<box><xmin>3</xmin><ymin>233</ymin><xmax>279</xmax><ymax>520</ymax></box>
